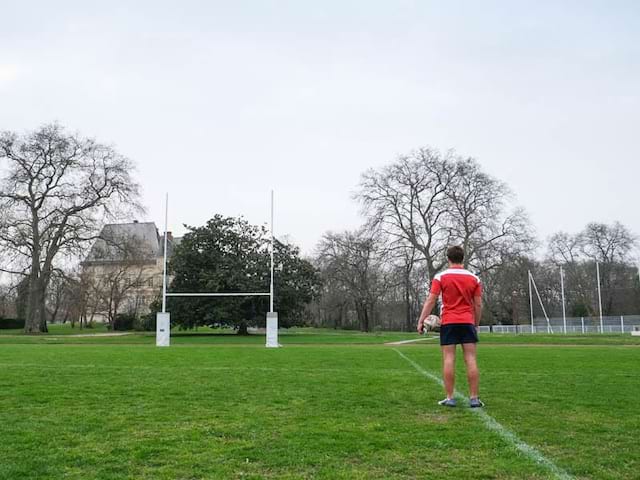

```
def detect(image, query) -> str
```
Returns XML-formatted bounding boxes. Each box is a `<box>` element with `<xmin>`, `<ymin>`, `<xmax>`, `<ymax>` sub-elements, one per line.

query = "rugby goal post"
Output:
<box><xmin>156</xmin><ymin>191</ymin><xmax>279</xmax><ymax>348</ymax></box>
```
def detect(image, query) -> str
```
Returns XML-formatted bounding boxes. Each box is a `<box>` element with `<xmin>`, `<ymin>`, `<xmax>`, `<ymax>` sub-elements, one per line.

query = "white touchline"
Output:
<box><xmin>384</xmin><ymin>337</ymin><xmax>438</xmax><ymax>345</ymax></box>
<box><xmin>393</xmin><ymin>349</ymin><xmax>574</xmax><ymax>480</ymax></box>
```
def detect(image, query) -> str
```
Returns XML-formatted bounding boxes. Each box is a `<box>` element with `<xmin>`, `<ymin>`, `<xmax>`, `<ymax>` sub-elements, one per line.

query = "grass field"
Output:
<box><xmin>0</xmin><ymin>329</ymin><xmax>638</xmax><ymax>479</ymax></box>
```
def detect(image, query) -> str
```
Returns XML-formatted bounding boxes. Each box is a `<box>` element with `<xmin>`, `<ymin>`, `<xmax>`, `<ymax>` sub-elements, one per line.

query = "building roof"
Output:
<box><xmin>84</xmin><ymin>221</ymin><xmax>180</xmax><ymax>265</ymax></box>
<box><xmin>159</xmin><ymin>233</ymin><xmax>182</xmax><ymax>258</ymax></box>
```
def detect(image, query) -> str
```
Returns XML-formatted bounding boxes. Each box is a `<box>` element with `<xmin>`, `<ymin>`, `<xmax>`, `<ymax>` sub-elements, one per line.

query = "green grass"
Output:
<box><xmin>0</xmin><ymin>330</ymin><xmax>638</xmax><ymax>478</ymax></box>
<box><xmin>2</xmin><ymin>324</ymin><xmax>640</xmax><ymax>347</ymax></box>
<box><xmin>477</xmin><ymin>333</ymin><xmax>640</xmax><ymax>345</ymax></box>
<box><xmin>0</xmin><ymin>322</ymin><xmax>111</xmax><ymax>335</ymax></box>
<box><xmin>0</xmin><ymin>325</ymin><xmax>422</xmax><ymax>345</ymax></box>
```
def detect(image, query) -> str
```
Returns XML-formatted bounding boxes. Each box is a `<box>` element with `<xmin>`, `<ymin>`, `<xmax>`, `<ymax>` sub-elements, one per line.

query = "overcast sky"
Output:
<box><xmin>1</xmin><ymin>1</ymin><xmax>639</xmax><ymax>255</ymax></box>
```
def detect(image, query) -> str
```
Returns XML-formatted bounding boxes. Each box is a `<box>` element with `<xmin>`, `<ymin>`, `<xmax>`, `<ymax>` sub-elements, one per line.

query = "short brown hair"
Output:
<box><xmin>447</xmin><ymin>245</ymin><xmax>464</xmax><ymax>264</ymax></box>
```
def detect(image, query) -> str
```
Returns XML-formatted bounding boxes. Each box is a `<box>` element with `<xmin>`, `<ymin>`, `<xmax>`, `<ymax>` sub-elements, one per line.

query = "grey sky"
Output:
<box><xmin>1</xmin><ymin>1</ymin><xmax>639</xmax><ymax>255</ymax></box>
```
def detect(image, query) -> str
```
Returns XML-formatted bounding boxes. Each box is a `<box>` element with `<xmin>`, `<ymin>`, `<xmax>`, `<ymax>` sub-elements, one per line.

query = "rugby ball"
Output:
<box><xmin>424</xmin><ymin>314</ymin><xmax>441</xmax><ymax>331</ymax></box>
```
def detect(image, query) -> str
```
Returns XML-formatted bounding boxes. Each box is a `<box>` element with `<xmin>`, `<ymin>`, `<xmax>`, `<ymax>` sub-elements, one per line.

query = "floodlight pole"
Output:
<box><xmin>560</xmin><ymin>266</ymin><xmax>566</xmax><ymax>334</ymax></box>
<box><xmin>162</xmin><ymin>193</ymin><xmax>168</xmax><ymax>313</ymax></box>
<box><xmin>596</xmin><ymin>262</ymin><xmax>603</xmax><ymax>333</ymax></box>
<box><xmin>529</xmin><ymin>272</ymin><xmax>552</xmax><ymax>333</ymax></box>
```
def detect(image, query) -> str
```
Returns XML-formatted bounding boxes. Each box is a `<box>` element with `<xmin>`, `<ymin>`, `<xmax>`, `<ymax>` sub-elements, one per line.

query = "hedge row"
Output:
<box><xmin>0</xmin><ymin>318</ymin><xmax>26</xmax><ymax>329</ymax></box>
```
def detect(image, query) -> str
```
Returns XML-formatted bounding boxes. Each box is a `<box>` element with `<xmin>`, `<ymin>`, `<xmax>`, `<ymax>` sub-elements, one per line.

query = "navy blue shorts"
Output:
<box><xmin>440</xmin><ymin>324</ymin><xmax>478</xmax><ymax>346</ymax></box>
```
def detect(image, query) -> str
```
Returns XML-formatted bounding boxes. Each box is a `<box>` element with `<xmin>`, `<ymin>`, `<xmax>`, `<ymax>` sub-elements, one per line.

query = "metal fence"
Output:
<box><xmin>479</xmin><ymin>315</ymin><xmax>640</xmax><ymax>334</ymax></box>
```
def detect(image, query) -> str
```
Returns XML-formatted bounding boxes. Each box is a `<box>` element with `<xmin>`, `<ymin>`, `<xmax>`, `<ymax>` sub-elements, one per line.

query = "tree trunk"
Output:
<box><xmin>355</xmin><ymin>301</ymin><xmax>370</xmax><ymax>332</ymax></box>
<box><xmin>24</xmin><ymin>276</ymin><xmax>48</xmax><ymax>333</ymax></box>
<box><xmin>405</xmin><ymin>274</ymin><xmax>412</xmax><ymax>332</ymax></box>
<box><xmin>50</xmin><ymin>303</ymin><xmax>60</xmax><ymax>324</ymax></box>
<box><xmin>237</xmin><ymin>320</ymin><xmax>249</xmax><ymax>335</ymax></box>
<box><xmin>355</xmin><ymin>301</ymin><xmax>363</xmax><ymax>331</ymax></box>
<box><xmin>363</xmin><ymin>306</ymin><xmax>370</xmax><ymax>332</ymax></box>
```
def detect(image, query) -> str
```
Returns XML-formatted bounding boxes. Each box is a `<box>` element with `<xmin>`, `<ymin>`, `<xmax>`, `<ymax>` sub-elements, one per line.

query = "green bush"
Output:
<box><xmin>113</xmin><ymin>313</ymin><xmax>136</xmax><ymax>331</ymax></box>
<box><xmin>0</xmin><ymin>318</ymin><xmax>25</xmax><ymax>329</ymax></box>
<box><xmin>135</xmin><ymin>313</ymin><xmax>156</xmax><ymax>332</ymax></box>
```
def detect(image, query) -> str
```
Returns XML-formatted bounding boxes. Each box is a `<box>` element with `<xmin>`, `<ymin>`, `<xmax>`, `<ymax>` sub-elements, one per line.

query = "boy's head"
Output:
<box><xmin>446</xmin><ymin>245</ymin><xmax>465</xmax><ymax>265</ymax></box>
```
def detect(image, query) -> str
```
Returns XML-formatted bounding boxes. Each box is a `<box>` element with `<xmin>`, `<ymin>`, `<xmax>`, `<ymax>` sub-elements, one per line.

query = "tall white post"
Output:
<box><xmin>560</xmin><ymin>266</ymin><xmax>567</xmax><ymax>334</ymax></box>
<box><xmin>596</xmin><ymin>262</ymin><xmax>604</xmax><ymax>333</ymax></box>
<box><xmin>270</xmin><ymin>190</ymin><xmax>274</xmax><ymax>313</ymax></box>
<box><xmin>156</xmin><ymin>193</ymin><xmax>171</xmax><ymax>347</ymax></box>
<box><xmin>528</xmin><ymin>271</ymin><xmax>534</xmax><ymax>333</ymax></box>
<box><xmin>266</xmin><ymin>190</ymin><xmax>279</xmax><ymax>348</ymax></box>
<box><xmin>621</xmin><ymin>315</ymin><xmax>624</xmax><ymax>334</ymax></box>
<box><xmin>162</xmin><ymin>193</ymin><xmax>169</xmax><ymax>313</ymax></box>
<box><xmin>581</xmin><ymin>316</ymin><xmax>584</xmax><ymax>334</ymax></box>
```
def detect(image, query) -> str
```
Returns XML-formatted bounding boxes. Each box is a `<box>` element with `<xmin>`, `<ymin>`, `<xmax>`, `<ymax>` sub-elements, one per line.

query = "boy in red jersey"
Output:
<box><xmin>417</xmin><ymin>246</ymin><xmax>484</xmax><ymax>408</ymax></box>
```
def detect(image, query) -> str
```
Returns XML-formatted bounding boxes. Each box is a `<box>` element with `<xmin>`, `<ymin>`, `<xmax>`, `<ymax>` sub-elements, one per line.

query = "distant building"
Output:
<box><xmin>82</xmin><ymin>221</ymin><xmax>180</xmax><ymax>323</ymax></box>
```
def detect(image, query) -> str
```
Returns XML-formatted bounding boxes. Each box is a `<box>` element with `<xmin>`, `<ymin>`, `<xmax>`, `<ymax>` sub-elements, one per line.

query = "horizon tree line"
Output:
<box><xmin>0</xmin><ymin>124</ymin><xmax>638</xmax><ymax>333</ymax></box>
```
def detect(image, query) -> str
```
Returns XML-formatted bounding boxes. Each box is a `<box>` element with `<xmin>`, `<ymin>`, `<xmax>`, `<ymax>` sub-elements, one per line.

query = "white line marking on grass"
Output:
<box><xmin>393</xmin><ymin>349</ymin><xmax>574</xmax><ymax>480</ymax></box>
<box><xmin>0</xmin><ymin>332</ymin><xmax>133</xmax><ymax>338</ymax></box>
<box><xmin>385</xmin><ymin>337</ymin><xmax>438</xmax><ymax>345</ymax></box>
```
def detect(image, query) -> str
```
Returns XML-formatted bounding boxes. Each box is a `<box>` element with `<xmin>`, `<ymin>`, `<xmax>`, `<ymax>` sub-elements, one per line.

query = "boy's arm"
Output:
<box><xmin>473</xmin><ymin>295</ymin><xmax>482</xmax><ymax>327</ymax></box>
<box><xmin>417</xmin><ymin>293</ymin><xmax>438</xmax><ymax>333</ymax></box>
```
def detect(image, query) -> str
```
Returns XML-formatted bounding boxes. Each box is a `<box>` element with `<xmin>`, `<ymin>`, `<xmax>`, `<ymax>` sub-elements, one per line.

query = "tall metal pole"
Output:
<box><xmin>528</xmin><ymin>270</ymin><xmax>534</xmax><ymax>333</ymax></box>
<box><xmin>161</xmin><ymin>193</ymin><xmax>168</xmax><ymax>313</ymax></box>
<box><xmin>560</xmin><ymin>266</ymin><xmax>566</xmax><ymax>334</ymax></box>
<box><xmin>530</xmin><ymin>273</ymin><xmax>552</xmax><ymax>333</ymax></box>
<box><xmin>596</xmin><ymin>262</ymin><xmax>603</xmax><ymax>333</ymax></box>
<box><xmin>269</xmin><ymin>190</ymin><xmax>274</xmax><ymax>313</ymax></box>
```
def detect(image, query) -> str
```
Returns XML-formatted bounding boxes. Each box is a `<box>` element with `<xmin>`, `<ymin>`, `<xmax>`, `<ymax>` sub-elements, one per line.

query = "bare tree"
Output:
<box><xmin>546</xmin><ymin>222</ymin><xmax>638</xmax><ymax>316</ymax></box>
<box><xmin>316</xmin><ymin>230</ymin><xmax>392</xmax><ymax>332</ymax></box>
<box><xmin>395</xmin><ymin>244</ymin><xmax>420</xmax><ymax>330</ymax></box>
<box><xmin>84</xmin><ymin>232</ymin><xmax>155</xmax><ymax>330</ymax></box>
<box><xmin>311</xmin><ymin>281</ymin><xmax>351</xmax><ymax>330</ymax></box>
<box><xmin>0</xmin><ymin>124</ymin><xmax>142</xmax><ymax>332</ymax></box>
<box><xmin>356</xmin><ymin>148</ymin><xmax>532</xmax><ymax>281</ymax></box>
<box><xmin>446</xmin><ymin>158</ymin><xmax>534</xmax><ymax>274</ymax></box>
<box><xmin>581</xmin><ymin>222</ymin><xmax>637</xmax><ymax>315</ymax></box>
<box><xmin>548</xmin><ymin>232</ymin><xmax>583</xmax><ymax>265</ymax></box>
<box><xmin>480</xmin><ymin>254</ymin><xmax>534</xmax><ymax>325</ymax></box>
<box><xmin>45</xmin><ymin>270</ymin><xmax>67</xmax><ymax>323</ymax></box>
<box><xmin>0</xmin><ymin>283</ymin><xmax>18</xmax><ymax>319</ymax></box>
<box><xmin>380</xmin><ymin>241</ymin><xmax>427</xmax><ymax>331</ymax></box>
<box><xmin>357</xmin><ymin>148</ymin><xmax>456</xmax><ymax>280</ymax></box>
<box><xmin>76</xmin><ymin>270</ymin><xmax>98</xmax><ymax>328</ymax></box>
<box><xmin>581</xmin><ymin>222</ymin><xmax>637</xmax><ymax>264</ymax></box>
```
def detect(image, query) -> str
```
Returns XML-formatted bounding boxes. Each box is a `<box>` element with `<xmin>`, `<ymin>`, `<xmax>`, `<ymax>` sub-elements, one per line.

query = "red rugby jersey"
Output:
<box><xmin>429</xmin><ymin>266</ymin><xmax>482</xmax><ymax>325</ymax></box>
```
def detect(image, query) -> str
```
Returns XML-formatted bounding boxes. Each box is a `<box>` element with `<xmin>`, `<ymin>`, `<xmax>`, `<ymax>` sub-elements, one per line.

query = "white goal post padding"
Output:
<box><xmin>266</xmin><ymin>312</ymin><xmax>279</xmax><ymax>348</ymax></box>
<box><xmin>156</xmin><ymin>312</ymin><xmax>170</xmax><ymax>347</ymax></box>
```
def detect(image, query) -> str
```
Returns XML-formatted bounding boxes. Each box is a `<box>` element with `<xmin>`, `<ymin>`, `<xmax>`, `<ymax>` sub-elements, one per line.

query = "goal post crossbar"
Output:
<box><xmin>161</xmin><ymin>191</ymin><xmax>275</xmax><ymax>312</ymax></box>
<box><xmin>157</xmin><ymin>191</ymin><xmax>280</xmax><ymax>348</ymax></box>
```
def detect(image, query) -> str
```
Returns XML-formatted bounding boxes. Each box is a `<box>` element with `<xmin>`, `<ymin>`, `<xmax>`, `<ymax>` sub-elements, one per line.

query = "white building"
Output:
<box><xmin>82</xmin><ymin>221</ymin><xmax>180</xmax><ymax>323</ymax></box>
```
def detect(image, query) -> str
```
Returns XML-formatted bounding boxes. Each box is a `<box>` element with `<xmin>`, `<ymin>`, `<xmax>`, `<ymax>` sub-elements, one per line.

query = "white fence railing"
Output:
<box><xmin>479</xmin><ymin>315</ymin><xmax>640</xmax><ymax>334</ymax></box>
